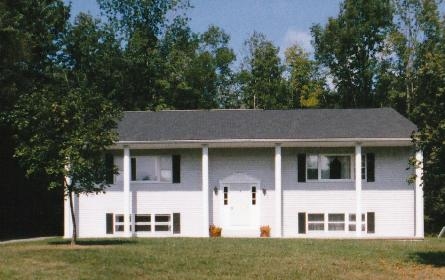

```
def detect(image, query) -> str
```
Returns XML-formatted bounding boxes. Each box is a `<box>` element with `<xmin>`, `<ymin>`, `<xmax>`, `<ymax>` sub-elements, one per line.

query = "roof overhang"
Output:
<box><xmin>110</xmin><ymin>138</ymin><xmax>413</xmax><ymax>150</ymax></box>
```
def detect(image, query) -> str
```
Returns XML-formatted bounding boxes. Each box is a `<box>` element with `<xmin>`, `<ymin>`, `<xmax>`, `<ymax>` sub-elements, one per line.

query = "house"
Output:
<box><xmin>64</xmin><ymin>108</ymin><xmax>424</xmax><ymax>238</ymax></box>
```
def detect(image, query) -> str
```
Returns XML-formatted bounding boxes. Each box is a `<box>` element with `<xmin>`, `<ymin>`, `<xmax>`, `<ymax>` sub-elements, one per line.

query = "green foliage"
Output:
<box><xmin>410</xmin><ymin>0</ymin><xmax>445</xmax><ymax>233</ymax></box>
<box><xmin>285</xmin><ymin>44</ymin><xmax>325</xmax><ymax>108</ymax></box>
<box><xmin>312</xmin><ymin>0</ymin><xmax>394</xmax><ymax>108</ymax></box>
<box><xmin>11</xmin><ymin>82</ymin><xmax>121</xmax><ymax>193</ymax></box>
<box><xmin>240</xmin><ymin>32</ymin><xmax>289</xmax><ymax>109</ymax></box>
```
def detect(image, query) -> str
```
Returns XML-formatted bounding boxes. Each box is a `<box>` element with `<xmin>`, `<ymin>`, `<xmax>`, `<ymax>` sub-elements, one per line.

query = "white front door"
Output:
<box><xmin>222</xmin><ymin>183</ymin><xmax>259</xmax><ymax>229</ymax></box>
<box><xmin>230</xmin><ymin>184</ymin><xmax>252</xmax><ymax>226</ymax></box>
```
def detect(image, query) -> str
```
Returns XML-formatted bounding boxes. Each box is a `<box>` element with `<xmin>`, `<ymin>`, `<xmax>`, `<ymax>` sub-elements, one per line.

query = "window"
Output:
<box><xmin>154</xmin><ymin>214</ymin><xmax>171</xmax><ymax>231</ymax></box>
<box><xmin>115</xmin><ymin>214</ymin><xmax>125</xmax><ymax>232</ymax></box>
<box><xmin>306</xmin><ymin>154</ymin><xmax>352</xmax><ymax>180</ymax></box>
<box><xmin>306</xmin><ymin>155</ymin><xmax>318</xmax><ymax>180</ymax></box>
<box><xmin>131</xmin><ymin>156</ymin><xmax>172</xmax><ymax>182</ymax></box>
<box><xmin>328</xmin><ymin>214</ymin><xmax>345</xmax><ymax>231</ymax></box>
<box><xmin>308</xmin><ymin>214</ymin><xmax>324</xmax><ymax>231</ymax></box>
<box><xmin>251</xmin><ymin>186</ymin><xmax>256</xmax><ymax>205</ymax></box>
<box><xmin>135</xmin><ymin>214</ymin><xmax>151</xmax><ymax>232</ymax></box>
<box><xmin>348</xmin><ymin>213</ymin><xmax>366</xmax><ymax>232</ymax></box>
<box><xmin>224</xmin><ymin>186</ymin><xmax>228</xmax><ymax>205</ymax></box>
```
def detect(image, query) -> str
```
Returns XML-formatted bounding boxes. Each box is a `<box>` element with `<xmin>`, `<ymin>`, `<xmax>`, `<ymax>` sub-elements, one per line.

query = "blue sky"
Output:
<box><xmin>67</xmin><ymin>0</ymin><xmax>342</xmax><ymax>58</ymax></box>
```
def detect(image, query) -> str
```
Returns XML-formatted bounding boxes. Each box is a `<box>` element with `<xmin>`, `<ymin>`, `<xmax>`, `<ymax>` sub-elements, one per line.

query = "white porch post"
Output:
<box><xmin>355</xmin><ymin>143</ymin><xmax>362</xmax><ymax>237</ymax></box>
<box><xmin>274</xmin><ymin>144</ymin><xmax>282</xmax><ymax>237</ymax></box>
<box><xmin>123</xmin><ymin>146</ymin><xmax>131</xmax><ymax>237</ymax></box>
<box><xmin>415</xmin><ymin>151</ymin><xmax>424</xmax><ymax>238</ymax></box>
<box><xmin>202</xmin><ymin>145</ymin><xmax>209</xmax><ymax>237</ymax></box>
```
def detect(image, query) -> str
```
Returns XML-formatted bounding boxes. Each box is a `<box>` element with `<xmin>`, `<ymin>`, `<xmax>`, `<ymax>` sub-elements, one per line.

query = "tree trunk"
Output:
<box><xmin>68</xmin><ymin>189</ymin><xmax>77</xmax><ymax>245</ymax></box>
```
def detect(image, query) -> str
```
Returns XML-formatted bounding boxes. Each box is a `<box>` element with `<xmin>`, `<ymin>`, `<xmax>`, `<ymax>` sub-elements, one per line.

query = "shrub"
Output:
<box><xmin>260</xmin><ymin>225</ymin><xmax>271</xmax><ymax>237</ymax></box>
<box><xmin>209</xmin><ymin>225</ymin><xmax>222</xmax><ymax>237</ymax></box>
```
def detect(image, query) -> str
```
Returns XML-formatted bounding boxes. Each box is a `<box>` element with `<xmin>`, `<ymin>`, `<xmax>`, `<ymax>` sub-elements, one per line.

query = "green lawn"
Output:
<box><xmin>0</xmin><ymin>238</ymin><xmax>444</xmax><ymax>279</ymax></box>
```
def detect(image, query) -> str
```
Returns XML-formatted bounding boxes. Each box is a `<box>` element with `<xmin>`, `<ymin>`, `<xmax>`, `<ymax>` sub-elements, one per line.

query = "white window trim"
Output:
<box><xmin>131</xmin><ymin>155</ymin><xmax>172</xmax><ymax>184</ymax></box>
<box><xmin>306</xmin><ymin>153</ymin><xmax>354</xmax><ymax>182</ymax></box>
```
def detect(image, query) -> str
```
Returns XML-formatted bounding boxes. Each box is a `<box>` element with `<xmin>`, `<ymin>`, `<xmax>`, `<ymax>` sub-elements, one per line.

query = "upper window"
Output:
<box><xmin>307</xmin><ymin>154</ymin><xmax>352</xmax><ymax>180</ymax></box>
<box><xmin>131</xmin><ymin>156</ymin><xmax>172</xmax><ymax>182</ymax></box>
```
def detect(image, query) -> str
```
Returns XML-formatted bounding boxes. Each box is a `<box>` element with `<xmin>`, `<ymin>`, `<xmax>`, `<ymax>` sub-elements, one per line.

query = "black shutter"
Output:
<box><xmin>131</xmin><ymin>158</ymin><xmax>136</xmax><ymax>181</ymax></box>
<box><xmin>173</xmin><ymin>213</ymin><xmax>181</xmax><ymax>234</ymax></box>
<box><xmin>367</xmin><ymin>212</ymin><xmax>375</xmax><ymax>233</ymax></box>
<box><xmin>105</xmin><ymin>153</ymin><xmax>114</xmax><ymax>184</ymax></box>
<box><xmin>172</xmin><ymin>155</ymin><xmax>181</xmax><ymax>183</ymax></box>
<box><xmin>106</xmin><ymin>213</ymin><xmax>114</xmax><ymax>234</ymax></box>
<box><xmin>366</xmin><ymin>153</ymin><xmax>375</xmax><ymax>182</ymax></box>
<box><xmin>298</xmin><ymin>212</ymin><xmax>306</xmax><ymax>234</ymax></box>
<box><xmin>298</xmin><ymin>154</ymin><xmax>306</xmax><ymax>182</ymax></box>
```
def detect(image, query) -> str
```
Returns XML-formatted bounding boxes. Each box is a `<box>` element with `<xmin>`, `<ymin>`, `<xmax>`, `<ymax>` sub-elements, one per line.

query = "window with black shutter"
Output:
<box><xmin>131</xmin><ymin>158</ymin><xmax>136</xmax><ymax>181</ymax></box>
<box><xmin>106</xmin><ymin>213</ymin><xmax>114</xmax><ymax>234</ymax></box>
<box><xmin>172</xmin><ymin>155</ymin><xmax>181</xmax><ymax>183</ymax></box>
<box><xmin>366</xmin><ymin>153</ymin><xmax>375</xmax><ymax>182</ymax></box>
<box><xmin>367</xmin><ymin>212</ymin><xmax>375</xmax><ymax>233</ymax></box>
<box><xmin>173</xmin><ymin>213</ymin><xmax>181</xmax><ymax>234</ymax></box>
<box><xmin>297</xmin><ymin>154</ymin><xmax>306</xmax><ymax>182</ymax></box>
<box><xmin>298</xmin><ymin>212</ymin><xmax>306</xmax><ymax>234</ymax></box>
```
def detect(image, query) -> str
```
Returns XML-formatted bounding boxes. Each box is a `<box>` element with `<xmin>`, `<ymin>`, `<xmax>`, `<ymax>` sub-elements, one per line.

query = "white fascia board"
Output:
<box><xmin>109</xmin><ymin>138</ymin><xmax>413</xmax><ymax>149</ymax></box>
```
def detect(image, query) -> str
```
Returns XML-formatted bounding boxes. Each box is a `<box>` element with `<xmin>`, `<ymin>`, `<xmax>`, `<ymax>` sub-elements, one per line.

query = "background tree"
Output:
<box><xmin>285</xmin><ymin>44</ymin><xmax>325</xmax><ymax>108</ymax></box>
<box><xmin>0</xmin><ymin>0</ymin><xmax>69</xmax><ymax>239</ymax></box>
<box><xmin>312</xmin><ymin>0</ymin><xmax>394</xmax><ymax>108</ymax></box>
<box><xmin>239</xmin><ymin>32</ymin><xmax>288</xmax><ymax>109</ymax></box>
<box><xmin>410</xmin><ymin>0</ymin><xmax>445</xmax><ymax>233</ymax></box>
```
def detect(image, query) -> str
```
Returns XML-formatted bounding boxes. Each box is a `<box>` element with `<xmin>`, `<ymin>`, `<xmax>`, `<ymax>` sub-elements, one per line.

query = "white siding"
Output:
<box><xmin>71</xmin><ymin>146</ymin><xmax>417</xmax><ymax>238</ymax></box>
<box><xmin>76</xmin><ymin>149</ymin><xmax>203</xmax><ymax>238</ymax></box>
<box><xmin>281</xmin><ymin>147</ymin><xmax>416</xmax><ymax>238</ymax></box>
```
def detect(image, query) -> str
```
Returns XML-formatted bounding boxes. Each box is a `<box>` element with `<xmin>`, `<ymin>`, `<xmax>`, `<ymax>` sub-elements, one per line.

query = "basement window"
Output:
<box><xmin>348</xmin><ymin>213</ymin><xmax>366</xmax><ymax>232</ymax></box>
<box><xmin>135</xmin><ymin>214</ymin><xmax>151</xmax><ymax>232</ymax></box>
<box><xmin>308</xmin><ymin>214</ymin><xmax>325</xmax><ymax>231</ymax></box>
<box><xmin>154</xmin><ymin>214</ymin><xmax>171</xmax><ymax>232</ymax></box>
<box><xmin>328</xmin><ymin>214</ymin><xmax>345</xmax><ymax>231</ymax></box>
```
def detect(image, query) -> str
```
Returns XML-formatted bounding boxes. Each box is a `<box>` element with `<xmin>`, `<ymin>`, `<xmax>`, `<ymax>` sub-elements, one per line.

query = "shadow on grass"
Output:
<box><xmin>48</xmin><ymin>239</ymin><xmax>137</xmax><ymax>246</ymax></box>
<box><xmin>410</xmin><ymin>251</ymin><xmax>445</xmax><ymax>267</ymax></box>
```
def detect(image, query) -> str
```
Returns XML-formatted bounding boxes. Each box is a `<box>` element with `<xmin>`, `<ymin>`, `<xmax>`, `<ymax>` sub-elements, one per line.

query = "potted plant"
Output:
<box><xmin>260</xmin><ymin>225</ymin><xmax>271</xmax><ymax>237</ymax></box>
<box><xmin>209</xmin><ymin>225</ymin><xmax>222</xmax><ymax>237</ymax></box>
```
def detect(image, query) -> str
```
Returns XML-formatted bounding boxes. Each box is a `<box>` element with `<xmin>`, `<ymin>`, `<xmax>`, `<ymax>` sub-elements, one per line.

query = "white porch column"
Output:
<box><xmin>123</xmin><ymin>146</ymin><xmax>131</xmax><ymax>237</ymax></box>
<box><xmin>355</xmin><ymin>143</ymin><xmax>362</xmax><ymax>237</ymax></box>
<box><xmin>202</xmin><ymin>145</ymin><xmax>209</xmax><ymax>237</ymax></box>
<box><xmin>274</xmin><ymin>144</ymin><xmax>282</xmax><ymax>237</ymax></box>
<box><xmin>415</xmin><ymin>151</ymin><xmax>424</xmax><ymax>238</ymax></box>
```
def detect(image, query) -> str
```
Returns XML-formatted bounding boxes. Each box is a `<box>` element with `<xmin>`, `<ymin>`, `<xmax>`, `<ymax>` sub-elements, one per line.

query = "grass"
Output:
<box><xmin>0</xmin><ymin>238</ymin><xmax>444</xmax><ymax>279</ymax></box>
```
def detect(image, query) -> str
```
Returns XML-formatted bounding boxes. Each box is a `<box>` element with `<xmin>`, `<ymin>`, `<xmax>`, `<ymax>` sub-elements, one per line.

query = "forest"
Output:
<box><xmin>0</xmin><ymin>0</ymin><xmax>444</xmax><ymax>238</ymax></box>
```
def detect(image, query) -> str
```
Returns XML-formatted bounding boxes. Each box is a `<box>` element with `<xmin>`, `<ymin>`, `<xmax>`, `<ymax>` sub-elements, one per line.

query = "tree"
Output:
<box><xmin>410</xmin><ymin>0</ymin><xmax>445</xmax><ymax>233</ymax></box>
<box><xmin>285</xmin><ymin>44</ymin><xmax>325</xmax><ymax>108</ymax></box>
<box><xmin>11</xmin><ymin>80</ymin><xmax>121</xmax><ymax>245</ymax></box>
<box><xmin>239</xmin><ymin>32</ymin><xmax>288</xmax><ymax>109</ymax></box>
<box><xmin>0</xmin><ymin>0</ymin><xmax>70</xmax><ymax>239</ymax></box>
<box><xmin>311</xmin><ymin>0</ymin><xmax>394</xmax><ymax>108</ymax></box>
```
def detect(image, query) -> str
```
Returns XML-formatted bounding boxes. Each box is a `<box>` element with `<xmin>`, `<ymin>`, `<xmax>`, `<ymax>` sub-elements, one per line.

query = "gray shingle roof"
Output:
<box><xmin>117</xmin><ymin>108</ymin><xmax>416</xmax><ymax>142</ymax></box>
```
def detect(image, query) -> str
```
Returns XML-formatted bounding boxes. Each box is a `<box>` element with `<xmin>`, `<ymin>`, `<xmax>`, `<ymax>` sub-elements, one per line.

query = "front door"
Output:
<box><xmin>222</xmin><ymin>183</ymin><xmax>259</xmax><ymax>229</ymax></box>
<box><xmin>230</xmin><ymin>184</ymin><xmax>252</xmax><ymax>226</ymax></box>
